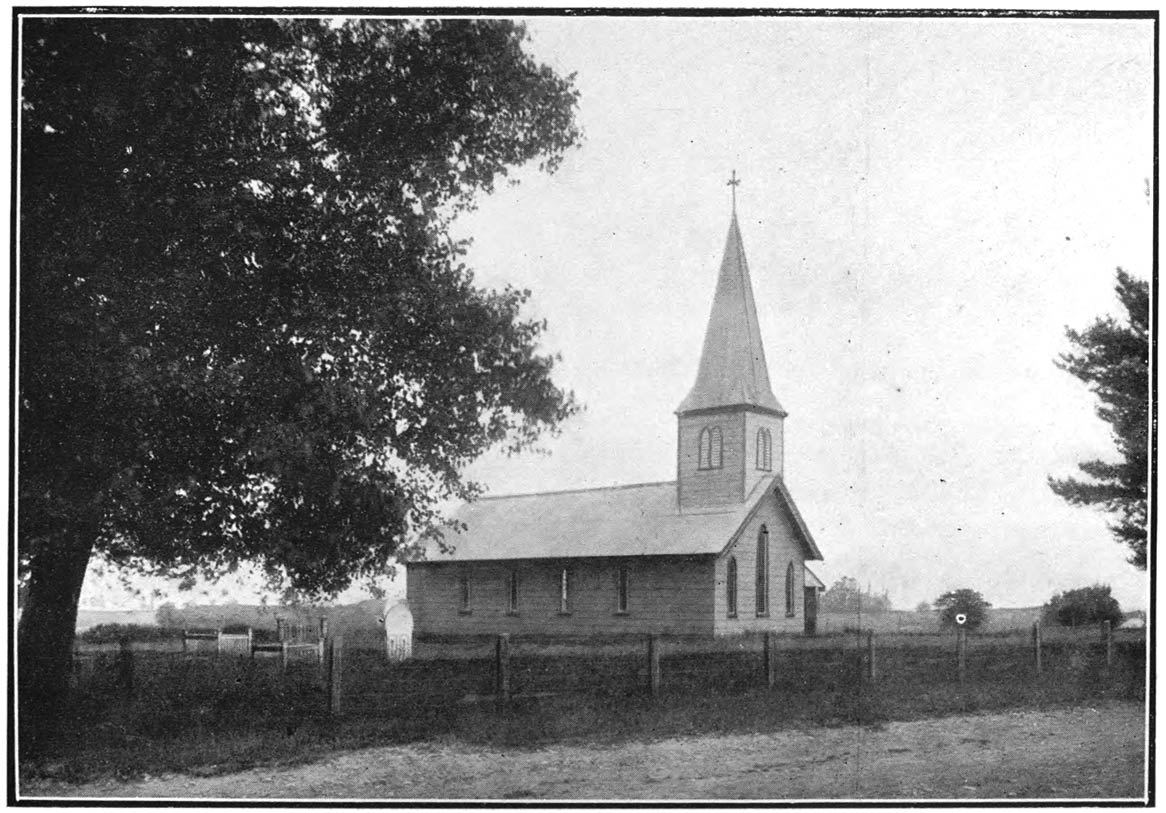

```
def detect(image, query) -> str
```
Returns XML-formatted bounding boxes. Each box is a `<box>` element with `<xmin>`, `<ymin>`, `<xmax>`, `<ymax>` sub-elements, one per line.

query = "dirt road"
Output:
<box><xmin>24</xmin><ymin>701</ymin><xmax>1146</xmax><ymax>801</ymax></box>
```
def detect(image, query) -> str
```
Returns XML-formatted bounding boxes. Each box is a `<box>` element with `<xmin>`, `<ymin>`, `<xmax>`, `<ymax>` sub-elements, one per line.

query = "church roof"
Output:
<box><xmin>676</xmin><ymin>211</ymin><xmax>786</xmax><ymax>417</ymax></box>
<box><xmin>413</xmin><ymin>474</ymin><xmax>822</xmax><ymax>563</ymax></box>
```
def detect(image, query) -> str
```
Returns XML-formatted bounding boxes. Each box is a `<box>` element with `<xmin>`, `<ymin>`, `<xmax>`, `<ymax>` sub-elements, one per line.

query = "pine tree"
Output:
<box><xmin>1049</xmin><ymin>270</ymin><xmax>1150</xmax><ymax>569</ymax></box>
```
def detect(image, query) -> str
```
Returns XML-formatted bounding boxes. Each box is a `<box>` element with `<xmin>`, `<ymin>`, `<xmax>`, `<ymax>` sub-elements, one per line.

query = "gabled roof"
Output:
<box><xmin>676</xmin><ymin>211</ymin><xmax>786</xmax><ymax>417</ymax></box>
<box><xmin>413</xmin><ymin>475</ymin><xmax>822</xmax><ymax>563</ymax></box>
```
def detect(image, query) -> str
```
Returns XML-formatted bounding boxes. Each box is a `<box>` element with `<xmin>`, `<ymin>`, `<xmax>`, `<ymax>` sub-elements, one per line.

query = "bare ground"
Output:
<box><xmin>23</xmin><ymin>700</ymin><xmax>1146</xmax><ymax>802</ymax></box>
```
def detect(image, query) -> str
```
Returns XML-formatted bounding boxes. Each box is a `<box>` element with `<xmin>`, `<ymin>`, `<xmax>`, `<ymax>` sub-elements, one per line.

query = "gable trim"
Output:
<box><xmin>717</xmin><ymin>476</ymin><xmax>823</xmax><ymax>561</ymax></box>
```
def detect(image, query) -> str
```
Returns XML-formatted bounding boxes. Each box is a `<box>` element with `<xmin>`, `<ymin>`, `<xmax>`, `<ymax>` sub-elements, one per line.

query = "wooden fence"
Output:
<box><xmin>70</xmin><ymin>621</ymin><xmax>1143</xmax><ymax>720</ymax></box>
<box><xmin>318</xmin><ymin>621</ymin><xmax>1141</xmax><ymax>716</ymax></box>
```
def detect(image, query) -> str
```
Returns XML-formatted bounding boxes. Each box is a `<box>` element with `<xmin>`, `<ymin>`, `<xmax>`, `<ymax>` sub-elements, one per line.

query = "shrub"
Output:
<box><xmin>934</xmin><ymin>589</ymin><xmax>991</xmax><ymax>631</ymax></box>
<box><xmin>78</xmin><ymin>624</ymin><xmax>182</xmax><ymax>645</ymax></box>
<box><xmin>1043</xmin><ymin>584</ymin><xmax>1123</xmax><ymax>628</ymax></box>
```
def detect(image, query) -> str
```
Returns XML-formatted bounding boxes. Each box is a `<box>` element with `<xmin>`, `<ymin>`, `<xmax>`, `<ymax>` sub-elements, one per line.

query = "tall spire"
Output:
<box><xmin>676</xmin><ymin>186</ymin><xmax>785</xmax><ymax>417</ymax></box>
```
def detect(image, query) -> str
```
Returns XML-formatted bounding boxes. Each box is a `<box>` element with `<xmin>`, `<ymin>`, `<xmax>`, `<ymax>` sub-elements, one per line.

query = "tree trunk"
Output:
<box><xmin>17</xmin><ymin>528</ymin><xmax>93</xmax><ymax>756</ymax></box>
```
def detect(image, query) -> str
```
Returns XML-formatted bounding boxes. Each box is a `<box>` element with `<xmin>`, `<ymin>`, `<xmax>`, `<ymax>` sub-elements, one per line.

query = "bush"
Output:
<box><xmin>78</xmin><ymin>624</ymin><xmax>182</xmax><ymax>645</ymax></box>
<box><xmin>1043</xmin><ymin>584</ymin><xmax>1123</xmax><ymax>628</ymax></box>
<box><xmin>934</xmin><ymin>588</ymin><xmax>991</xmax><ymax>631</ymax></box>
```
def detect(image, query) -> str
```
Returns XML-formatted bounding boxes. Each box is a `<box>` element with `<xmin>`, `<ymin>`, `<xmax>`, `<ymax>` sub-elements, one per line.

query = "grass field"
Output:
<box><xmin>22</xmin><ymin>628</ymin><xmax>1146</xmax><ymax>787</ymax></box>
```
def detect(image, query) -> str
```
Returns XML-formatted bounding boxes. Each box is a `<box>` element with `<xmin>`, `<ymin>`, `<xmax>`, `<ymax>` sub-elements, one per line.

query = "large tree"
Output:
<box><xmin>18</xmin><ymin>17</ymin><xmax>581</xmax><ymax>745</ymax></box>
<box><xmin>933</xmin><ymin>588</ymin><xmax>991</xmax><ymax>631</ymax></box>
<box><xmin>1048</xmin><ymin>270</ymin><xmax>1150</xmax><ymax>570</ymax></box>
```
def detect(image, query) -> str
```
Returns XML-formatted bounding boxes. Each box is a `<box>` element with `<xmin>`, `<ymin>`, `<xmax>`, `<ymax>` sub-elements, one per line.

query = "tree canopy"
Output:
<box><xmin>18</xmin><ymin>16</ymin><xmax>581</xmax><ymax>740</ymax></box>
<box><xmin>1048</xmin><ymin>270</ymin><xmax>1149</xmax><ymax>570</ymax></box>
<box><xmin>933</xmin><ymin>588</ymin><xmax>990</xmax><ymax>631</ymax></box>
<box><xmin>1042</xmin><ymin>584</ymin><xmax>1123</xmax><ymax>628</ymax></box>
<box><xmin>819</xmin><ymin>576</ymin><xmax>892</xmax><ymax>614</ymax></box>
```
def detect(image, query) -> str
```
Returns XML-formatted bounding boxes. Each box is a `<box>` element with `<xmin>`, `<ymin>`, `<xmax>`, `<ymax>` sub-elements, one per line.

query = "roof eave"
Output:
<box><xmin>675</xmin><ymin>401</ymin><xmax>788</xmax><ymax>419</ymax></box>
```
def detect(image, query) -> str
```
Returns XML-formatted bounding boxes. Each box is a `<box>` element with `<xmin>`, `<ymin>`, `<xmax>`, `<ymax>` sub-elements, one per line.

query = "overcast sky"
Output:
<box><xmin>454</xmin><ymin>15</ymin><xmax>1153</xmax><ymax>611</ymax></box>
<box><xmin>79</xmin><ymin>14</ymin><xmax>1153</xmax><ymax>613</ymax></box>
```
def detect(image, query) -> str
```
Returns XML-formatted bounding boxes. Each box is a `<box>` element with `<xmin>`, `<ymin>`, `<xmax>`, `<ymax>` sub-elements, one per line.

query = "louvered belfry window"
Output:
<box><xmin>698</xmin><ymin>426</ymin><xmax>723</xmax><ymax>470</ymax></box>
<box><xmin>756</xmin><ymin>428</ymin><xmax>772</xmax><ymax>471</ymax></box>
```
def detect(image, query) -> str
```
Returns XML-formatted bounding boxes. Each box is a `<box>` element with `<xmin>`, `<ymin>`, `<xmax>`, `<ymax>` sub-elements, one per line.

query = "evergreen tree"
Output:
<box><xmin>1049</xmin><ymin>270</ymin><xmax>1149</xmax><ymax>570</ymax></box>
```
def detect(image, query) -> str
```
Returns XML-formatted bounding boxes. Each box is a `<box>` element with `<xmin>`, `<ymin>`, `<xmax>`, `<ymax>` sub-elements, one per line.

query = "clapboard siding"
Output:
<box><xmin>677</xmin><ymin>410</ymin><xmax>745</xmax><ymax>509</ymax></box>
<box><xmin>408</xmin><ymin>556</ymin><xmax>716</xmax><ymax>637</ymax></box>
<box><xmin>714</xmin><ymin>487</ymin><xmax>806</xmax><ymax>635</ymax></box>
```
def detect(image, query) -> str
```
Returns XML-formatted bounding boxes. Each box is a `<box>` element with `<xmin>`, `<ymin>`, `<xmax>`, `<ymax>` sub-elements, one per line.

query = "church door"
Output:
<box><xmin>803</xmin><ymin>587</ymin><xmax>819</xmax><ymax>636</ymax></box>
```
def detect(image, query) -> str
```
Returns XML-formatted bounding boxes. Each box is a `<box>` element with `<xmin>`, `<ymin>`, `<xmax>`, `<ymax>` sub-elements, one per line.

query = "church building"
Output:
<box><xmin>407</xmin><ymin>186</ymin><xmax>825</xmax><ymax>638</ymax></box>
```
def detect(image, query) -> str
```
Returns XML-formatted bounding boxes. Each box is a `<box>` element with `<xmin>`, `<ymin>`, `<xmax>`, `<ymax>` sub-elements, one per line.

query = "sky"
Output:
<box><xmin>453</xmin><ymin>15</ymin><xmax>1154</xmax><ymax>611</ymax></box>
<box><xmin>78</xmin><ymin>13</ymin><xmax>1153</xmax><ymax>613</ymax></box>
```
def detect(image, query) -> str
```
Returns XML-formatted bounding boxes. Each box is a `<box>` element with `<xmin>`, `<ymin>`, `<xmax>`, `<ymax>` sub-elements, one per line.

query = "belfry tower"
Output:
<box><xmin>677</xmin><ymin>174</ymin><xmax>786</xmax><ymax>511</ymax></box>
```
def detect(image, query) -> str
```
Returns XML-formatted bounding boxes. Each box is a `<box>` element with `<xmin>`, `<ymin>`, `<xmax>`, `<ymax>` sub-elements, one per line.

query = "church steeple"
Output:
<box><xmin>676</xmin><ymin>177</ymin><xmax>786</xmax><ymax>511</ymax></box>
<box><xmin>676</xmin><ymin>198</ymin><xmax>785</xmax><ymax>417</ymax></box>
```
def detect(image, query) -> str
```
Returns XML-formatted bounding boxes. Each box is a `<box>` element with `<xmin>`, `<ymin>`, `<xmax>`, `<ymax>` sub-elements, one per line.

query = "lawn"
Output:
<box><xmin>20</xmin><ymin>629</ymin><xmax>1146</xmax><ymax>786</ymax></box>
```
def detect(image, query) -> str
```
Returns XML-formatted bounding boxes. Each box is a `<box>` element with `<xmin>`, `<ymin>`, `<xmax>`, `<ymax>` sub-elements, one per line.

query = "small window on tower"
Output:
<box><xmin>755</xmin><ymin>428</ymin><xmax>773</xmax><ymax>471</ymax></box>
<box><xmin>699</xmin><ymin>426</ymin><xmax>724</xmax><ymax>470</ymax></box>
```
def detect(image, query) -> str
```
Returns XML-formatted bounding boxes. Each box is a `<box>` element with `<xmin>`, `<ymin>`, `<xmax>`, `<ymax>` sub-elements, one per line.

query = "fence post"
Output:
<box><xmin>248</xmin><ymin>627</ymin><xmax>254</xmax><ymax>659</ymax></box>
<box><xmin>317</xmin><ymin>637</ymin><xmax>325</xmax><ymax>668</ymax></box>
<box><xmin>216</xmin><ymin>628</ymin><xmax>222</xmax><ymax>657</ymax></box>
<box><xmin>276</xmin><ymin>617</ymin><xmax>285</xmax><ymax>643</ymax></box>
<box><xmin>495</xmin><ymin>633</ymin><xmax>511</xmax><ymax>704</ymax></box>
<box><xmin>867</xmin><ymin>631</ymin><xmax>877</xmax><ymax>681</ymax></box>
<box><xmin>1102</xmin><ymin>620</ymin><xmax>1113</xmax><ymax>667</ymax></box>
<box><xmin>763</xmin><ymin>632</ymin><xmax>776</xmax><ymax>688</ymax></box>
<box><xmin>181</xmin><ymin>630</ymin><xmax>188</xmax><ymax>653</ymax></box>
<box><xmin>956</xmin><ymin>627</ymin><xmax>967</xmax><ymax>683</ymax></box>
<box><xmin>281</xmin><ymin>640</ymin><xmax>290</xmax><ymax>673</ymax></box>
<box><xmin>326</xmin><ymin>637</ymin><xmax>342</xmax><ymax>715</ymax></box>
<box><xmin>1032</xmin><ymin>622</ymin><xmax>1043</xmax><ymax>675</ymax></box>
<box><xmin>117</xmin><ymin>638</ymin><xmax>135</xmax><ymax>697</ymax></box>
<box><xmin>319</xmin><ymin>616</ymin><xmax>329</xmax><ymax>641</ymax></box>
<box><xmin>647</xmin><ymin>634</ymin><xmax>661</xmax><ymax>695</ymax></box>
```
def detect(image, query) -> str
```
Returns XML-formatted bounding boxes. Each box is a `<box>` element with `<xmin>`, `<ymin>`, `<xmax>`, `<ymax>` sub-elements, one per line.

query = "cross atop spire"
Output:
<box><xmin>675</xmin><ymin>197</ymin><xmax>785</xmax><ymax>418</ymax></box>
<box><xmin>727</xmin><ymin>169</ymin><xmax>740</xmax><ymax>212</ymax></box>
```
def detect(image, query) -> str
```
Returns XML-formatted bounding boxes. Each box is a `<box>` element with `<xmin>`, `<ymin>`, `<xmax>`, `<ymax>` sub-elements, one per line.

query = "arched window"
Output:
<box><xmin>785</xmin><ymin>562</ymin><xmax>796</xmax><ymax>617</ymax></box>
<box><xmin>726</xmin><ymin>557</ymin><xmax>738</xmax><ymax>618</ymax></box>
<box><xmin>458</xmin><ymin>571</ymin><xmax>472</xmax><ymax>614</ymax></box>
<box><xmin>507</xmin><ymin>569</ymin><xmax>519</xmax><ymax>615</ymax></box>
<box><xmin>699</xmin><ymin>426</ymin><xmax>723</xmax><ymax>470</ymax></box>
<box><xmin>755</xmin><ymin>428</ymin><xmax>772</xmax><ymax>471</ymax></box>
<box><xmin>756</xmin><ymin>525</ymin><xmax>769</xmax><ymax>616</ymax></box>
<box><xmin>559</xmin><ymin>567</ymin><xmax>571</xmax><ymax>614</ymax></box>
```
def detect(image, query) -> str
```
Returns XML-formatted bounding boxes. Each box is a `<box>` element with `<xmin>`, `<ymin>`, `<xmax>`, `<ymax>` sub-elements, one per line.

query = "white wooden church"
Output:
<box><xmin>407</xmin><ymin>185</ymin><xmax>825</xmax><ymax>638</ymax></box>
